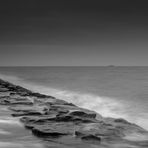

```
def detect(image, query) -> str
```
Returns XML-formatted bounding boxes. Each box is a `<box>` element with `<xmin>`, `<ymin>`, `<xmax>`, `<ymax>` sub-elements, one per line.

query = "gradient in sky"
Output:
<box><xmin>0</xmin><ymin>0</ymin><xmax>148</xmax><ymax>66</ymax></box>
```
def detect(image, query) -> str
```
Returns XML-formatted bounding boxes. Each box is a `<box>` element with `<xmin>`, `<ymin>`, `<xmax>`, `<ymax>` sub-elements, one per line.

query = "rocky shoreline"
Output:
<box><xmin>0</xmin><ymin>79</ymin><xmax>148</xmax><ymax>148</ymax></box>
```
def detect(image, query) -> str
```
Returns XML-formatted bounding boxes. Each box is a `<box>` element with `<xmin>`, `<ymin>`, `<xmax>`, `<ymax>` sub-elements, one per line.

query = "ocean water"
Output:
<box><xmin>0</xmin><ymin>66</ymin><xmax>148</xmax><ymax>130</ymax></box>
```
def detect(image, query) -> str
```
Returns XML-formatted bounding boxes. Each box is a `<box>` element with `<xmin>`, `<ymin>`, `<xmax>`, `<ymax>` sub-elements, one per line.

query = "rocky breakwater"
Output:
<box><xmin>0</xmin><ymin>79</ymin><xmax>148</xmax><ymax>148</ymax></box>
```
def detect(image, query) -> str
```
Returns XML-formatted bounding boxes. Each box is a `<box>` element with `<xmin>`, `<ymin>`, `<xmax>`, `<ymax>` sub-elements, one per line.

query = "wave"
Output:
<box><xmin>0</xmin><ymin>73</ymin><xmax>148</xmax><ymax>130</ymax></box>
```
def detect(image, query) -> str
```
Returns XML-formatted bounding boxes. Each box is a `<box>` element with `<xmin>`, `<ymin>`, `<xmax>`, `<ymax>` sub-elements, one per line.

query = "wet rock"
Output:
<box><xmin>28</xmin><ymin>92</ymin><xmax>55</xmax><ymax>99</ymax></box>
<box><xmin>50</xmin><ymin>104</ymin><xmax>79</xmax><ymax>110</ymax></box>
<box><xmin>10</xmin><ymin>105</ymin><xmax>48</xmax><ymax>117</ymax></box>
<box><xmin>32</xmin><ymin>128</ymin><xmax>67</xmax><ymax>137</ymax></box>
<box><xmin>75</xmin><ymin>122</ymin><xmax>125</xmax><ymax>139</ymax></box>
<box><xmin>55</xmin><ymin>114</ymin><xmax>97</xmax><ymax>123</ymax></box>
<box><xmin>114</xmin><ymin>118</ymin><xmax>131</xmax><ymax>124</ymax></box>
<box><xmin>12</xmin><ymin>112</ymin><xmax>42</xmax><ymax>117</ymax></box>
<box><xmin>104</xmin><ymin>117</ymin><xmax>146</xmax><ymax>135</ymax></box>
<box><xmin>20</xmin><ymin>114</ymin><xmax>58</xmax><ymax>125</ymax></box>
<box><xmin>0</xmin><ymin>87</ymin><xmax>9</xmax><ymax>92</ymax></box>
<box><xmin>69</xmin><ymin>110</ymin><xmax>96</xmax><ymax>118</ymax></box>
<box><xmin>32</xmin><ymin>122</ymin><xmax>75</xmax><ymax>137</ymax></box>
<box><xmin>9</xmin><ymin>105</ymin><xmax>47</xmax><ymax>113</ymax></box>
<box><xmin>81</xmin><ymin>134</ymin><xmax>101</xmax><ymax>142</ymax></box>
<box><xmin>8</xmin><ymin>85</ymin><xmax>32</xmax><ymax>94</ymax></box>
<box><xmin>0</xmin><ymin>97</ymin><xmax>33</xmax><ymax>106</ymax></box>
<box><xmin>9</xmin><ymin>92</ymin><xmax>17</xmax><ymax>95</ymax></box>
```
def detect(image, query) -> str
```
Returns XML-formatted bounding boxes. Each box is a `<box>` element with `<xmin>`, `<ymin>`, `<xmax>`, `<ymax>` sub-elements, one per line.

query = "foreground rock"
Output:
<box><xmin>0</xmin><ymin>79</ymin><xmax>148</xmax><ymax>148</ymax></box>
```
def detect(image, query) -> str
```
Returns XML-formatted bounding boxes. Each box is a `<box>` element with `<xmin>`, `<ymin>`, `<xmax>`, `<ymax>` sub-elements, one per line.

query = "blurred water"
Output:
<box><xmin>0</xmin><ymin>66</ymin><xmax>148</xmax><ymax>130</ymax></box>
<box><xmin>0</xmin><ymin>105</ymin><xmax>44</xmax><ymax>148</ymax></box>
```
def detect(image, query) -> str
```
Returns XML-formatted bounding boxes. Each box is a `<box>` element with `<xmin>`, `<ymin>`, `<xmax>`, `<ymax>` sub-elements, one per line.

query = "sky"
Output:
<box><xmin>0</xmin><ymin>0</ymin><xmax>148</xmax><ymax>66</ymax></box>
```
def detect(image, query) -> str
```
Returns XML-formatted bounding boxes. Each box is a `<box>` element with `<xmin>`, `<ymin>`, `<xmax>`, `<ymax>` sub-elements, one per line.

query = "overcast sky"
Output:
<box><xmin>0</xmin><ymin>0</ymin><xmax>148</xmax><ymax>66</ymax></box>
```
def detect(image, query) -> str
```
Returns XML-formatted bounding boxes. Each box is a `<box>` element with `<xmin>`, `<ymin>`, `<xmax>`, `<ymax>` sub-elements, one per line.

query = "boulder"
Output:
<box><xmin>75</xmin><ymin>122</ymin><xmax>124</xmax><ymax>139</ymax></box>
<box><xmin>81</xmin><ymin>134</ymin><xmax>101</xmax><ymax>142</ymax></box>
<box><xmin>32</xmin><ymin>122</ymin><xmax>75</xmax><ymax>137</ymax></box>
<box><xmin>69</xmin><ymin>110</ymin><xmax>96</xmax><ymax>118</ymax></box>
<box><xmin>55</xmin><ymin>114</ymin><xmax>97</xmax><ymax>123</ymax></box>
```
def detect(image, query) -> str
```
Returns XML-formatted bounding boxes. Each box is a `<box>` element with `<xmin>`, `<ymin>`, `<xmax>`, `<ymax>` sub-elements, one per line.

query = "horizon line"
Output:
<box><xmin>0</xmin><ymin>65</ymin><xmax>148</xmax><ymax>67</ymax></box>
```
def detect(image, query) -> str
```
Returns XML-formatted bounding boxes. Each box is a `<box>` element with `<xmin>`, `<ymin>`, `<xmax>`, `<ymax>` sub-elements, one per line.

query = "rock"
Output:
<box><xmin>69</xmin><ymin>110</ymin><xmax>96</xmax><ymax>118</ymax></box>
<box><xmin>9</xmin><ymin>92</ymin><xmax>17</xmax><ymax>95</ymax></box>
<box><xmin>32</xmin><ymin>128</ymin><xmax>67</xmax><ymax>137</ymax></box>
<box><xmin>32</xmin><ymin>122</ymin><xmax>75</xmax><ymax>137</ymax></box>
<box><xmin>9</xmin><ymin>105</ymin><xmax>47</xmax><ymax>113</ymax></box>
<box><xmin>55</xmin><ymin>114</ymin><xmax>97</xmax><ymax>123</ymax></box>
<box><xmin>20</xmin><ymin>114</ymin><xmax>58</xmax><ymax>124</ymax></box>
<box><xmin>10</xmin><ymin>104</ymin><xmax>49</xmax><ymax>117</ymax></box>
<box><xmin>12</xmin><ymin>111</ymin><xmax>42</xmax><ymax>117</ymax></box>
<box><xmin>50</xmin><ymin>104</ymin><xmax>79</xmax><ymax>110</ymax></box>
<box><xmin>81</xmin><ymin>134</ymin><xmax>101</xmax><ymax>142</ymax></box>
<box><xmin>28</xmin><ymin>92</ymin><xmax>55</xmax><ymax>99</ymax></box>
<box><xmin>75</xmin><ymin>122</ymin><xmax>125</xmax><ymax>139</ymax></box>
<box><xmin>8</xmin><ymin>85</ymin><xmax>31</xmax><ymax>94</ymax></box>
<box><xmin>114</xmin><ymin>118</ymin><xmax>131</xmax><ymax>124</ymax></box>
<box><xmin>104</xmin><ymin>117</ymin><xmax>146</xmax><ymax>135</ymax></box>
<box><xmin>75</xmin><ymin>131</ymin><xmax>101</xmax><ymax>143</ymax></box>
<box><xmin>0</xmin><ymin>96</ymin><xmax>33</xmax><ymax>106</ymax></box>
<box><xmin>0</xmin><ymin>87</ymin><xmax>9</xmax><ymax>92</ymax></box>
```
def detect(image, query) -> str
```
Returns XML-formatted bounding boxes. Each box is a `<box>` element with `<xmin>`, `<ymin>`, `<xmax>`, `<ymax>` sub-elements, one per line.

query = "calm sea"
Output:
<box><xmin>0</xmin><ymin>66</ymin><xmax>148</xmax><ymax>130</ymax></box>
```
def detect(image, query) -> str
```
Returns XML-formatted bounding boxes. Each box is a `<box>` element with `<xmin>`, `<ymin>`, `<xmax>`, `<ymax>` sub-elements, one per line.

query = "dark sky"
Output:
<box><xmin>0</xmin><ymin>0</ymin><xmax>148</xmax><ymax>66</ymax></box>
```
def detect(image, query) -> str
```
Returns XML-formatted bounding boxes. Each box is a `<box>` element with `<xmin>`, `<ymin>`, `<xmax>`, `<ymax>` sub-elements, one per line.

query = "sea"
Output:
<box><xmin>0</xmin><ymin>66</ymin><xmax>148</xmax><ymax>131</ymax></box>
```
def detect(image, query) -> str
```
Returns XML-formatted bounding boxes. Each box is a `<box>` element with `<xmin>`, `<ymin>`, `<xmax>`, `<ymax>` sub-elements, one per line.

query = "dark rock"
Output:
<box><xmin>12</xmin><ymin>111</ymin><xmax>42</xmax><ymax>117</ymax></box>
<box><xmin>32</xmin><ymin>122</ymin><xmax>75</xmax><ymax>137</ymax></box>
<box><xmin>28</xmin><ymin>92</ymin><xmax>55</xmax><ymax>99</ymax></box>
<box><xmin>75</xmin><ymin>122</ymin><xmax>125</xmax><ymax>139</ymax></box>
<box><xmin>55</xmin><ymin>114</ymin><xmax>97</xmax><ymax>123</ymax></box>
<box><xmin>0</xmin><ymin>97</ymin><xmax>33</xmax><ymax>106</ymax></box>
<box><xmin>9</xmin><ymin>105</ymin><xmax>47</xmax><ymax>113</ymax></box>
<box><xmin>114</xmin><ymin>118</ymin><xmax>131</xmax><ymax>124</ymax></box>
<box><xmin>10</xmin><ymin>105</ymin><xmax>49</xmax><ymax>117</ymax></box>
<box><xmin>20</xmin><ymin>114</ymin><xmax>57</xmax><ymax>124</ymax></box>
<box><xmin>32</xmin><ymin>128</ymin><xmax>67</xmax><ymax>137</ymax></box>
<box><xmin>69</xmin><ymin>110</ymin><xmax>96</xmax><ymax>118</ymax></box>
<box><xmin>81</xmin><ymin>134</ymin><xmax>101</xmax><ymax>142</ymax></box>
<box><xmin>64</xmin><ymin>102</ymin><xmax>76</xmax><ymax>106</ymax></box>
<box><xmin>9</xmin><ymin>92</ymin><xmax>17</xmax><ymax>95</ymax></box>
<box><xmin>0</xmin><ymin>87</ymin><xmax>9</xmax><ymax>92</ymax></box>
<box><xmin>75</xmin><ymin>131</ymin><xmax>86</xmax><ymax>137</ymax></box>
